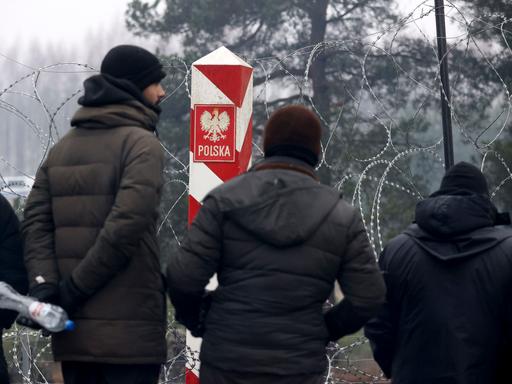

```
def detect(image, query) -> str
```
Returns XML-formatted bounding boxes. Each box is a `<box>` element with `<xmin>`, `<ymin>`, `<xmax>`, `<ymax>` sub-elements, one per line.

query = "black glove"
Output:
<box><xmin>28</xmin><ymin>283</ymin><xmax>60</xmax><ymax>304</ymax></box>
<box><xmin>170</xmin><ymin>290</ymin><xmax>213</xmax><ymax>338</ymax></box>
<box><xmin>324</xmin><ymin>300</ymin><xmax>370</xmax><ymax>342</ymax></box>
<box><xmin>192</xmin><ymin>291</ymin><xmax>213</xmax><ymax>338</ymax></box>
<box><xmin>59</xmin><ymin>276</ymin><xmax>88</xmax><ymax>316</ymax></box>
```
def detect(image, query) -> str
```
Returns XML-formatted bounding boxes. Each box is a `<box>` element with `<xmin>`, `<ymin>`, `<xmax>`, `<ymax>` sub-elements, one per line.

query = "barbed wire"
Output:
<box><xmin>1</xmin><ymin>0</ymin><xmax>511</xmax><ymax>383</ymax></box>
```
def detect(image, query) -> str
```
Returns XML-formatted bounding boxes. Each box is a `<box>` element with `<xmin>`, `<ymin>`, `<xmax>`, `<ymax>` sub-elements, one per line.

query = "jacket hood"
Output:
<box><xmin>404</xmin><ymin>224</ymin><xmax>512</xmax><ymax>261</ymax></box>
<box><xmin>78</xmin><ymin>74</ymin><xmax>159</xmax><ymax>112</ymax></box>
<box><xmin>405</xmin><ymin>193</ymin><xmax>511</xmax><ymax>261</ymax></box>
<box><xmin>71</xmin><ymin>74</ymin><xmax>160</xmax><ymax>131</ymax></box>
<box><xmin>415</xmin><ymin>194</ymin><xmax>495</xmax><ymax>237</ymax></box>
<box><xmin>210</xmin><ymin>157</ymin><xmax>341</xmax><ymax>247</ymax></box>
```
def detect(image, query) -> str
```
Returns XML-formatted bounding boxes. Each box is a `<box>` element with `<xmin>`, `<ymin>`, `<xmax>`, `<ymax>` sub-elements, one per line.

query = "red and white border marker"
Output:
<box><xmin>187</xmin><ymin>46</ymin><xmax>253</xmax><ymax>384</ymax></box>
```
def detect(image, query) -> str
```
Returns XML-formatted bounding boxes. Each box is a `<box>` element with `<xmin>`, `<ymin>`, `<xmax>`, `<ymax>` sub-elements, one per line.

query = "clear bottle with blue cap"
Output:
<box><xmin>0</xmin><ymin>281</ymin><xmax>74</xmax><ymax>332</ymax></box>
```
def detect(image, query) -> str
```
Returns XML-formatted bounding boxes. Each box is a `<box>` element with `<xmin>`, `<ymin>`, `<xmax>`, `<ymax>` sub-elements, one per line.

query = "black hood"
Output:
<box><xmin>405</xmin><ymin>194</ymin><xmax>512</xmax><ymax>261</ymax></box>
<box><xmin>78</xmin><ymin>74</ymin><xmax>161</xmax><ymax>115</ymax></box>
<box><xmin>405</xmin><ymin>224</ymin><xmax>512</xmax><ymax>261</ymax></box>
<box><xmin>415</xmin><ymin>194</ymin><xmax>495</xmax><ymax>237</ymax></box>
<box><xmin>71</xmin><ymin>74</ymin><xmax>160</xmax><ymax>132</ymax></box>
<box><xmin>211</xmin><ymin>157</ymin><xmax>341</xmax><ymax>247</ymax></box>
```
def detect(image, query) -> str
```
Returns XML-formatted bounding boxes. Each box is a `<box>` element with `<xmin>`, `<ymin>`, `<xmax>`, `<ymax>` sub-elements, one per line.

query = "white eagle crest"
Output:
<box><xmin>200</xmin><ymin>108</ymin><xmax>230</xmax><ymax>142</ymax></box>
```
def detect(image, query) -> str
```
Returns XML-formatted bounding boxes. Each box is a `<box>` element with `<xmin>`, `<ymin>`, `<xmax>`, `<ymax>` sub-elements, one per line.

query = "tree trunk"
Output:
<box><xmin>309</xmin><ymin>0</ymin><xmax>330</xmax><ymax>120</ymax></box>
<box><xmin>308</xmin><ymin>0</ymin><xmax>331</xmax><ymax>183</ymax></box>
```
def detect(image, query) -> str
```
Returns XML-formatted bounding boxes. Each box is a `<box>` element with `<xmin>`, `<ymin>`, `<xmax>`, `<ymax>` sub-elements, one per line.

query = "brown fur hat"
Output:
<box><xmin>263</xmin><ymin>105</ymin><xmax>322</xmax><ymax>166</ymax></box>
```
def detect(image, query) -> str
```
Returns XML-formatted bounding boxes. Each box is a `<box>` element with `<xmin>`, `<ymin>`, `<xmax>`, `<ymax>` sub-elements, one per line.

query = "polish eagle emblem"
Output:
<box><xmin>200</xmin><ymin>108</ymin><xmax>230</xmax><ymax>142</ymax></box>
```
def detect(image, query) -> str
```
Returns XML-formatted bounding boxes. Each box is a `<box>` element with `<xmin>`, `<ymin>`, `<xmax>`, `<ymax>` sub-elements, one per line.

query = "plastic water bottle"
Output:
<box><xmin>0</xmin><ymin>282</ymin><xmax>74</xmax><ymax>332</ymax></box>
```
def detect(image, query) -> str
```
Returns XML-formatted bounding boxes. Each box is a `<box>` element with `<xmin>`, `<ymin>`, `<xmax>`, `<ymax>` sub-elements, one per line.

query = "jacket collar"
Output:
<box><xmin>251</xmin><ymin>156</ymin><xmax>318</xmax><ymax>181</ymax></box>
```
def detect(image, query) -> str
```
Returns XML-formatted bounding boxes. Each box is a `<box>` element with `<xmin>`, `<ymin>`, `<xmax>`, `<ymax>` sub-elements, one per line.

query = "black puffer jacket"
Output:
<box><xmin>167</xmin><ymin>157</ymin><xmax>386</xmax><ymax>375</ymax></box>
<box><xmin>0</xmin><ymin>195</ymin><xmax>28</xmax><ymax>329</ymax></box>
<box><xmin>365</xmin><ymin>193</ymin><xmax>512</xmax><ymax>384</ymax></box>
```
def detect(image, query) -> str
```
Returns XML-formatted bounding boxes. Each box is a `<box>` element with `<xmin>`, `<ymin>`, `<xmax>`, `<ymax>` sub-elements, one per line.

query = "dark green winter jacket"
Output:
<box><xmin>22</xmin><ymin>75</ymin><xmax>166</xmax><ymax>364</ymax></box>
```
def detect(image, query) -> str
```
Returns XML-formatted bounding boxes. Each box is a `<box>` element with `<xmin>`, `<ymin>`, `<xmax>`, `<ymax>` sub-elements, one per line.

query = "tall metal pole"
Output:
<box><xmin>435</xmin><ymin>0</ymin><xmax>455</xmax><ymax>170</ymax></box>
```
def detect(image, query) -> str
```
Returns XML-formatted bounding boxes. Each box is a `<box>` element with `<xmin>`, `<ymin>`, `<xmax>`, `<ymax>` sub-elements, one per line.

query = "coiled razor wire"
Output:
<box><xmin>1</xmin><ymin>1</ymin><xmax>512</xmax><ymax>382</ymax></box>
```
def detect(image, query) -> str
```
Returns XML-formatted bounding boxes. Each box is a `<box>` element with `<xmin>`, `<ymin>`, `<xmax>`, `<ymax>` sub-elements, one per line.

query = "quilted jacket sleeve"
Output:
<box><xmin>22</xmin><ymin>160</ymin><xmax>60</xmax><ymax>288</ymax></box>
<box><xmin>166</xmin><ymin>196</ymin><xmax>223</xmax><ymax>334</ymax></box>
<box><xmin>324</xmin><ymin>207</ymin><xmax>386</xmax><ymax>341</ymax></box>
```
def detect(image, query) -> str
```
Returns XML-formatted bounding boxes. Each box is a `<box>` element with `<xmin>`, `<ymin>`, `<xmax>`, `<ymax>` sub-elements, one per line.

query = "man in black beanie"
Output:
<box><xmin>166</xmin><ymin>105</ymin><xmax>386</xmax><ymax>384</ymax></box>
<box><xmin>19</xmin><ymin>45</ymin><xmax>167</xmax><ymax>384</ymax></box>
<box><xmin>100</xmin><ymin>45</ymin><xmax>166</xmax><ymax>105</ymax></box>
<box><xmin>365</xmin><ymin>161</ymin><xmax>512</xmax><ymax>384</ymax></box>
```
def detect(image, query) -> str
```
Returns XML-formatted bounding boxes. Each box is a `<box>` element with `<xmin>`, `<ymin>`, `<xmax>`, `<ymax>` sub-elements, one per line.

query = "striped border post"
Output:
<box><xmin>186</xmin><ymin>46</ymin><xmax>253</xmax><ymax>384</ymax></box>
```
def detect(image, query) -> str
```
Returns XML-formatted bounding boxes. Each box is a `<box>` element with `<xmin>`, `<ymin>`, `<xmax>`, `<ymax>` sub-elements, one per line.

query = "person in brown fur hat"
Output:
<box><xmin>167</xmin><ymin>104</ymin><xmax>386</xmax><ymax>384</ymax></box>
<box><xmin>263</xmin><ymin>104</ymin><xmax>322</xmax><ymax>165</ymax></box>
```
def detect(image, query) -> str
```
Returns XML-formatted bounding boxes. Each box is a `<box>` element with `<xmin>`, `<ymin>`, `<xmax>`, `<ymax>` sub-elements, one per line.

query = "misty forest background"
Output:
<box><xmin>1</xmin><ymin>0</ymin><xmax>512</xmax><ymax>382</ymax></box>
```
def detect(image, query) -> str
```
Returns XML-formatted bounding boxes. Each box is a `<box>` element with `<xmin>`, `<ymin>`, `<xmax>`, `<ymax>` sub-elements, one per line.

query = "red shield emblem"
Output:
<box><xmin>193</xmin><ymin>104</ymin><xmax>236</xmax><ymax>162</ymax></box>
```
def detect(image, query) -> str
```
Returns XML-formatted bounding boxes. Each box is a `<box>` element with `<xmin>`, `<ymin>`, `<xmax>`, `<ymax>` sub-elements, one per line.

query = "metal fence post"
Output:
<box><xmin>435</xmin><ymin>0</ymin><xmax>455</xmax><ymax>170</ymax></box>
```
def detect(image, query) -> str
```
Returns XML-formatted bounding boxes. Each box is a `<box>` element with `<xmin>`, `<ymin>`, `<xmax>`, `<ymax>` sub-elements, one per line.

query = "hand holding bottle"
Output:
<box><xmin>0</xmin><ymin>282</ymin><xmax>74</xmax><ymax>332</ymax></box>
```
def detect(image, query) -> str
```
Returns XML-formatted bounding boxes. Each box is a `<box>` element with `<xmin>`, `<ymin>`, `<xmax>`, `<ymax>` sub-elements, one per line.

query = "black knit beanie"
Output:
<box><xmin>100</xmin><ymin>45</ymin><xmax>166</xmax><ymax>91</ymax></box>
<box><xmin>433</xmin><ymin>161</ymin><xmax>489</xmax><ymax>196</ymax></box>
<box><xmin>263</xmin><ymin>105</ymin><xmax>322</xmax><ymax>166</ymax></box>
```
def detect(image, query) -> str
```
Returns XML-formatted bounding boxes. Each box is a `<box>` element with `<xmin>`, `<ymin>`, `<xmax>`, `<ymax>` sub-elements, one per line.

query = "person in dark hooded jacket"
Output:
<box><xmin>20</xmin><ymin>45</ymin><xmax>167</xmax><ymax>384</ymax></box>
<box><xmin>167</xmin><ymin>105</ymin><xmax>386</xmax><ymax>384</ymax></box>
<box><xmin>0</xmin><ymin>195</ymin><xmax>28</xmax><ymax>383</ymax></box>
<box><xmin>364</xmin><ymin>161</ymin><xmax>512</xmax><ymax>384</ymax></box>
